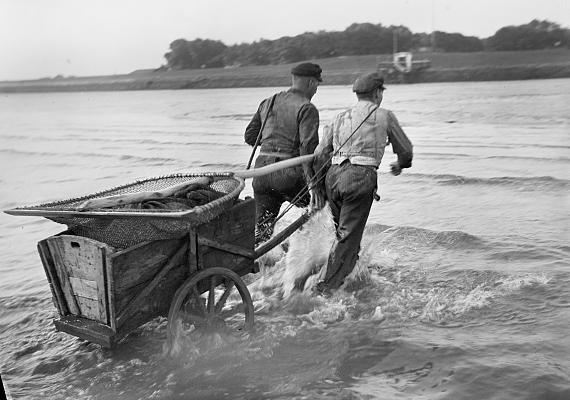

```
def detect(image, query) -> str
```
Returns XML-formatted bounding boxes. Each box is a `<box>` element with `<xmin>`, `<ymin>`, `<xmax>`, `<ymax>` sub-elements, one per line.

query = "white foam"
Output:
<box><xmin>280</xmin><ymin>209</ymin><xmax>334</xmax><ymax>297</ymax></box>
<box><xmin>247</xmin><ymin>209</ymin><xmax>552</xmax><ymax>327</ymax></box>
<box><xmin>495</xmin><ymin>273</ymin><xmax>550</xmax><ymax>291</ymax></box>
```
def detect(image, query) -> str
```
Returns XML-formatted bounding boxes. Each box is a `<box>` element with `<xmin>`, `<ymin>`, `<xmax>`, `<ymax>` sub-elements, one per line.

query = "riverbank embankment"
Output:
<box><xmin>1</xmin><ymin>49</ymin><xmax>568</xmax><ymax>93</ymax></box>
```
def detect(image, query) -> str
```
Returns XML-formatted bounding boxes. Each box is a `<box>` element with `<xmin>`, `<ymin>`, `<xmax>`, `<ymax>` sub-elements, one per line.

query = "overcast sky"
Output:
<box><xmin>1</xmin><ymin>0</ymin><xmax>568</xmax><ymax>81</ymax></box>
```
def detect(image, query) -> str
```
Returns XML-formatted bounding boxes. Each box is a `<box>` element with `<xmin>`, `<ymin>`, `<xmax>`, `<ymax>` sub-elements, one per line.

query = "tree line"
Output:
<box><xmin>163</xmin><ymin>20</ymin><xmax>569</xmax><ymax>70</ymax></box>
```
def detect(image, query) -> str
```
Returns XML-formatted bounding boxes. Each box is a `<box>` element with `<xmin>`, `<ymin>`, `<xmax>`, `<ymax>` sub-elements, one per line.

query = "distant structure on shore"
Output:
<box><xmin>378</xmin><ymin>51</ymin><xmax>432</xmax><ymax>83</ymax></box>
<box><xmin>377</xmin><ymin>29</ymin><xmax>432</xmax><ymax>83</ymax></box>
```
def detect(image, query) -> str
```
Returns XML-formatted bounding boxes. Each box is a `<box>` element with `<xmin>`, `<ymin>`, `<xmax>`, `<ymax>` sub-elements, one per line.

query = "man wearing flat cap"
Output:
<box><xmin>244</xmin><ymin>62</ymin><xmax>325</xmax><ymax>244</ymax></box>
<box><xmin>314</xmin><ymin>72</ymin><xmax>413</xmax><ymax>295</ymax></box>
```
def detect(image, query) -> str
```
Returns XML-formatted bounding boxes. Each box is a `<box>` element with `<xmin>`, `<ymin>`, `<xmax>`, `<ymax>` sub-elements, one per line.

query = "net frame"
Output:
<box><xmin>6</xmin><ymin>172</ymin><xmax>246</xmax><ymax>249</ymax></box>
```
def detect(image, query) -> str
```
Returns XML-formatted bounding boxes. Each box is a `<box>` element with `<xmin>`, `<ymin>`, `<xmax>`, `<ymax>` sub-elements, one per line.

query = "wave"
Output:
<box><xmin>423</xmin><ymin>143</ymin><xmax>512</xmax><ymax>149</ymax></box>
<box><xmin>0</xmin><ymin>295</ymin><xmax>49</xmax><ymax>310</ymax></box>
<box><xmin>365</xmin><ymin>223</ymin><xmax>569</xmax><ymax>265</ymax></box>
<box><xmin>423</xmin><ymin>141</ymin><xmax>570</xmax><ymax>151</ymax></box>
<box><xmin>0</xmin><ymin>148</ymin><xmax>119</xmax><ymax>159</ymax></box>
<box><xmin>117</xmin><ymin>154</ymin><xmax>180</xmax><ymax>164</ymax></box>
<box><xmin>247</xmin><ymin>215</ymin><xmax>554</xmax><ymax>329</ymax></box>
<box><xmin>1</xmin><ymin>135</ymin><xmax>243</xmax><ymax>149</ymax></box>
<box><xmin>0</xmin><ymin>148</ymin><xmax>181</xmax><ymax>166</ymax></box>
<box><xmin>210</xmin><ymin>113</ymin><xmax>255</xmax><ymax>120</ymax></box>
<box><xmin>365</xmin><ymin>224</ymin><xmax>486</xmax><ymax>250</ymax></box>
<box><xmin>418</xmin><ymin>152</ymin><xmax>476</xmax><ymax>159</ymax></box>
<box><xmin>131</xmin><ymin>139</ymin><xmax>239</xmax><ymax>148</ymax></box>
<box><xmin>420</xmin><ymin>152</ymin><xmax>570</xmax><ymax>162</ymax></box>
<box><xmin>484</xmin><ymin>154</ymin><xmax>570</xmax><ymax>162</ymax></box>
<box><xmin>192</xmin><ymin>162</ymin><xmax>244</xmax><ymax>170</ymax></box>
<box><xmin>406</xmin><ymin>173</ymin><xmax>570</xmax><ymax>189</ymax></box>
<box><xmin>375</xmin><ymin>268</ymin><xmax>551</xmax><ymax>325</ymax></box>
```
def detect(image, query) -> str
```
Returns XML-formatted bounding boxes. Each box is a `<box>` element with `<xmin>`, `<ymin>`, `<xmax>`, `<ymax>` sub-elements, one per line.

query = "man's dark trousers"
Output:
<box><xmin>253</xmin><ymin>154</ymin><xmax>310</xmax><ymax>243</ymax></box>
<box><xmin>323</xmin><ymin>161</ymin><xmax>377</xmax><ymax>289</ymax></box>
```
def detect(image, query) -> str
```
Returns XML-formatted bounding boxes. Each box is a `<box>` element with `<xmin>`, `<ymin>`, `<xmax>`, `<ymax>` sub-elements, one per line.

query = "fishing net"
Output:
<box><xmin>8</xmin><ymin>173</ymin><xmax>245</xmax><ymax>249</ymax></box>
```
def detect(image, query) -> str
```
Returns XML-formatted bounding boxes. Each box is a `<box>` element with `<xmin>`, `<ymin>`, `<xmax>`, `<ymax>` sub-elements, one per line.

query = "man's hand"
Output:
<box><xmin>390</xmin><ymin>162</ymin><xmax>402</xmax><ymax>176</ymax></box>
<box><xmin>309</xmin><ymin>188</ymin><xmax>325</xmax><ymax>211</ymax></box>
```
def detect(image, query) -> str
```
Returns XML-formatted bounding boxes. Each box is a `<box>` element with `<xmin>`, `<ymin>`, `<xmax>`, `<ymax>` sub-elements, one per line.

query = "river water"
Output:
<box><xmin>0</xmin><ymin>79</ymin><xmax>569</xmax><ymax>399</ymax></box>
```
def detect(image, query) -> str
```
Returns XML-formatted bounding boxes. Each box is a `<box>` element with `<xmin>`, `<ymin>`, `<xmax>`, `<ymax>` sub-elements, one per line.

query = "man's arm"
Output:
<box><xmin>316</xmin><ymin>123</ymin><xmax>334</xmax><ymax>160</ymax></box>
<box><xmin>387</xmin><ymin>111</ymin><xmax>413</xmax><ymax>173</ymax></box>
<box><xmin>298</xmin><ymin>103</ymin><xmax>326</xmax><ymax>210</ymax></box>
<box><xmin>297</xmin><ymin>103</ymin><xmax>320</xmax><ymax>181</ymax></box>
<box><xmin>244</xmin><ymin>101</ymin><xmax>264</xmax><ymax>146</ymax></box>
<box><xmin>313</xmin><ymin>123</ymin><xmax>333</xmax><ymax>179</ymax></box>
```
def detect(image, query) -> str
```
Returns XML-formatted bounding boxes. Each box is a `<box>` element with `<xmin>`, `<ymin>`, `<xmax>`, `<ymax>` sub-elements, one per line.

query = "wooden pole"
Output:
<box><xmin>234</xmin><ymin>154</ymin><xmax>315</xmax><ymax>179</ymax></box>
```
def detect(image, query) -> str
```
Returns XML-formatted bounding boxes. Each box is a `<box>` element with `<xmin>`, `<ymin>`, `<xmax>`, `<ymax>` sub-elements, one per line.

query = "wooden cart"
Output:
<box><xmin>6</xmin><ymin>173</ymin><xmax>310</xmax><ymax>349</ymax></box>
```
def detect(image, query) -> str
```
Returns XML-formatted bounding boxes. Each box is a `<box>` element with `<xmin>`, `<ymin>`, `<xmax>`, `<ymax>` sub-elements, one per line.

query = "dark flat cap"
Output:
<box><xmin>352</xmin><ymin>72</ymin><xmax>386</xmax><ymax>93</ymax></box>
<box><xmin>291</xmin><ymin>62</ymin><xmax>322</xmax><ymax>81</ymax></box>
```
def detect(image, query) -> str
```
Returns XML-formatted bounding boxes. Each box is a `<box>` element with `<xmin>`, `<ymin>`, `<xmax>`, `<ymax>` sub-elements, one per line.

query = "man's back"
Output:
<box><xmin>320</xmin><ymin>101</ymin><xmax>412</xmax><ymax>169</ymax></box>
<box><xmin>245</xmin><ymin>89</ymin><xmax>317</xmax><ymax>156</ymax></box>
<box><xmin>244</xmin><ymin>62</ymin><xmax>324</xmax><ymax>243</ymax></box>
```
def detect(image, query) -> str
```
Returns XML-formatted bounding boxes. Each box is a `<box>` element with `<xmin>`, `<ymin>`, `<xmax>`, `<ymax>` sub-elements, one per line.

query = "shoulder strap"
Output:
<box><xmin>334</xmin><ymin>104</ymin><xmax>379</xmax><ymax>155</ymax></box>
<box><xmin>246</xmin><ymin>94</ymin><xmax>277</xmax><ymax>170</ymax></box>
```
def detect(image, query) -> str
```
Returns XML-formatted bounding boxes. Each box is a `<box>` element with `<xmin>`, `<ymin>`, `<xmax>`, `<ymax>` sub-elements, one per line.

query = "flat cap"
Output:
<box><xmin>352</xmin><ymin>72</ymin><xmax>386</xmax><ymax>93</ymax></box>
<box><xmin>291</xmin><ymin>62</ymin><xmax>322</xmax><ymax>81</ymax></box>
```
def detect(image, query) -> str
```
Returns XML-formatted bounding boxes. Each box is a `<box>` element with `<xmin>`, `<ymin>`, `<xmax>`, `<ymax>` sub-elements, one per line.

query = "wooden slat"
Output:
<box><xmin>114</xmin><ymin>264</ymin><xmax>188</xmax><ymax>338</ymax></box>
<box><xmin>45</xmin><ymin>235</ymin><xmax>109</xmax><ymax>322</ymax></box>
<box><xmin>46</xmin><ymin>240</ymin><xmax>81</xmax><ymax>315</ymax></box>
<box><xmin>197</xmin><ymin>198</ymin><xmax>255</xmax><ymax>247</ymax></box>
<box><xmin>37</xmin><ymin>240</ymin><xmax>68</xmax><ymax>316</ymax></box>
<box><xmin>68</xmin><ymin>297</ymin><xmax>101</xmax><ymax>319</ymax></box>
<box><xmin>111</xmin><ymin>238</ymin><xmax>184</xmax><ymax>294</ymax></box>
<box><xmin>254</xmin><ymin>211</ymin><xmax>311</xmax><ymax>258</ymax></box>
<box><xmin>197</xmin><ymin>236</ymin><xmax>255</xmax><ymax>258</ymax></box>
<box><xmin>98</xmin><ymin>247</ymin><xmax>110</xmax><ymax>325</ymax></box>
<box><xmin>196</xmin><ymin>198</ymin><xmax>255</xmax><ymax>274</ymax></box>
<box><xmin>54</xmin><ymin>315</ymin><xmax>116</xmax><ymax>348</ymax></box>
<box><xmin>69</xmin><ymin>277</ymin><xmax>98</xmax><ymax>299</ymax></box>
<box><xmin>188</xmin><ymin>231</ymin><xmax>198</xmax><ymax>275</ymax></box>
<box><xmin>105</xmin><ymin>247</ymin><xmax>117</xmax><ymax>332</ymax></box>
<box><xmin>116</xmin><ymin>242</ymin><xmax>187</xmax><ymax>327</ymax></box>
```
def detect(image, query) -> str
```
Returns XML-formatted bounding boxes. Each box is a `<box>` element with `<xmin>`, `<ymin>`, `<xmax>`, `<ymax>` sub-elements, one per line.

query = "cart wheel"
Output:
<box><xmin>167</xmin><ymin>267</ymin><xmax>254</xmax><ymax>348</ymax></box>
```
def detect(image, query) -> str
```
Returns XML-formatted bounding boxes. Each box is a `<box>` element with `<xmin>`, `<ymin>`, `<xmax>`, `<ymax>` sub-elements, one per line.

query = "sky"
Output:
<box><xmin>1</xmin><ymin>0</ymin><xmax>568</xmax><ymax>81</ymax></box>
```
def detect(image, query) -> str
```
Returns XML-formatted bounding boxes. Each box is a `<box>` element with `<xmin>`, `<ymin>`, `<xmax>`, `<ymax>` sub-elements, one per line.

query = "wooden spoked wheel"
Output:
<box><xmin>167</xmin><ymin>267</ymin><xmax>254</xmax><ymax>348</ymax></box>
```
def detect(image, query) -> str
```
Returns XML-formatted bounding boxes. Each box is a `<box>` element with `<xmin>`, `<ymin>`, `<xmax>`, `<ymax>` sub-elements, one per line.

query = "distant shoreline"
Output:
<box><xmin>1</xmin><ymin>50</ymin><xmax>569</xmax><ymax>93</ymax></box>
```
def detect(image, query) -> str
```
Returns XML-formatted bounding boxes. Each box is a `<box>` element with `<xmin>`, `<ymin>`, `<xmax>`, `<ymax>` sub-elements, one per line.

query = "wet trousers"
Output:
<box><xmin>252</xmin><ymin>155</ymin><xmax>310</xmax><ymax>244</ymax></box>
<box><xmin>323</xmin><ymin>161</ymin><xmax>377</xmax><ymax>289</ymax></box>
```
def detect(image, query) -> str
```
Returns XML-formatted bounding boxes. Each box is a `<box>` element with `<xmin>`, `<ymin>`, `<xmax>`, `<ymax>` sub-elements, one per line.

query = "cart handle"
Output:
<box><xmin>253</xmin><ymin>211</ymin><xmax>312</xmax><ymax>258</ymax></box>
<box><xmin>234</xmin><ymin>155</ymin><xmax>315</xmax><ymax>179</ymax></box>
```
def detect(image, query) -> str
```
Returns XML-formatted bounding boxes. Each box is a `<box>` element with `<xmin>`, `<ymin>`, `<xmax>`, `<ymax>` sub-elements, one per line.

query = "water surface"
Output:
<box><xmin>0</xmin><ymin>79</ymin><xmax>569</xmax><ymax>399</ymax></box>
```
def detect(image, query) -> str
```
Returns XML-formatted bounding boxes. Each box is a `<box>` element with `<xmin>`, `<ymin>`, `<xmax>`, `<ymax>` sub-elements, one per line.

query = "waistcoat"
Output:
<box><xmin>330</xmin><ymin>101</ymin><xmax>390</xmax><ymax>167</ymax></box>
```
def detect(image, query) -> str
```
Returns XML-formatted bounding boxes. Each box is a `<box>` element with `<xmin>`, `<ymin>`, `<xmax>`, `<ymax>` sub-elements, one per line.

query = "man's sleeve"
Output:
<box><xmin>244</xmin><ymin>102</ymin><xmax>263</xmax><ymax>146</ymax></box>
<box><xmin>312</xmin><ymin>123</ymin><xmax>333</xmax><ymax>193</ymax></box>
<box><xmin>387</xmin><ymin>111</ymin><xmax>413</xmax><ymax>169</ymax></box>
<box><xmin>297</xmin><ymin>103</ymin><xmax>320</xmax><ymax>182</ymax></box>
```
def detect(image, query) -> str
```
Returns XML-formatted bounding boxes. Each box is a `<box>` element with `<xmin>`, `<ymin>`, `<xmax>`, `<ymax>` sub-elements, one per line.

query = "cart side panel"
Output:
<box><xmin>114</xmin><ymin>264</ymin><xmax>188</xmax><ymax>341</ymax></box>
<box><xmin>110</xmin><ymin>236</ymin><xmax>190</xmax><ymax>333</ymax></box>
<box><xmin>42</xmin><ymin>235</ymin><xmax>110</xmax><ymax>323</ymax></box>
<box><xmin>111</xmin><ymin>238</ymin><xmax>182</xmax><ymax>311</ymax></box>
<box><xmin>196</xmin><ymin>198</ymin><xmax>255</xmax><ymax>275</ymax></box>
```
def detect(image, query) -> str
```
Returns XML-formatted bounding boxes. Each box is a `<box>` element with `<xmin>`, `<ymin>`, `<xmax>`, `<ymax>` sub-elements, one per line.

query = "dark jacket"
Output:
<box><xmin>245</xmin><ymin>89</ymin><xmax>320</xmax><ymax>174</ymax></box>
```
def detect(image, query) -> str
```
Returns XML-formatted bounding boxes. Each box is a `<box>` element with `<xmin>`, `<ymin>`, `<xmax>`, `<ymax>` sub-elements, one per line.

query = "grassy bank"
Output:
<box><xmin>1</xmin><ymin>49</ymin><xmax>569</xmax><ymax>93</ymax></box>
